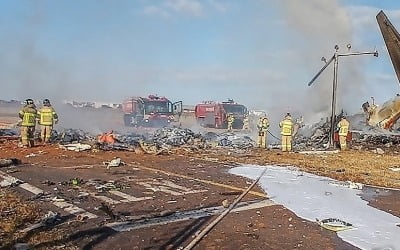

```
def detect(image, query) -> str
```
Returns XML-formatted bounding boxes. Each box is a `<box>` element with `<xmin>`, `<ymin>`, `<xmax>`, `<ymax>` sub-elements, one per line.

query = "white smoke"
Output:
<box><xmin>273</xmin><ymin>0</ymin><xmax>365</xmax><ymax>123</ymax></box>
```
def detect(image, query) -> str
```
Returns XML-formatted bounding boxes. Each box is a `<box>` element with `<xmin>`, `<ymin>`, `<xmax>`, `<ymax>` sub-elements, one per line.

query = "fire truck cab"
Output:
<box><xmin>194</xmin><ymin>99</ymin><xmax>248</xmax><ymax>129</ymax></box>
<box><xmin>122</xmin><ymin>95</ymin><xmax>182</xmax><ymax>127</ymax></box>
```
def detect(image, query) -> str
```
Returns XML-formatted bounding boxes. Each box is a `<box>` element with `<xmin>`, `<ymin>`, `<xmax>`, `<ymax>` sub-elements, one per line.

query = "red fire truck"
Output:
<box><xmin>122</xmin><ymin>95</ymin><xmax>182</xmax><ymax>127</ymax></box>
<box><xmin>194</xmin><ymin>99</ymin><xmax>248</xmax><ymax>129</ymax></box>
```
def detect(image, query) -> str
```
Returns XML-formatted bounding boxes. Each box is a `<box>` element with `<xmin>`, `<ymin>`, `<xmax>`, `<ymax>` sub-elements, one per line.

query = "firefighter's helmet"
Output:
<box><xmin>25</xmin><ymin>99</ymin><xmax>34</xmax><ymax>105</ymax></box>
<box><xmin>43</xmin><ymin>99</ymin><xmax>50</xmax><ymax>106</ymax></box>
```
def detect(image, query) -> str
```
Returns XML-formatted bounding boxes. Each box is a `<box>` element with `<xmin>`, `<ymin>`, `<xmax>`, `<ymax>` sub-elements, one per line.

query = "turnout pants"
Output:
<box><xmin>227</xmin><ymin>123</ymin><xmax>233</xmax><ymax>131</ymax></box>
<box><xmin>281</xmin><ymin>135</ymin><xmax>292</xmax><ymax>152</ymax></box>
<box><xmin>339</xmin><ymin>135</ymin><xmax>347</xmax><ymax>150</ymax></box>
<box><xmin>258</xmin><ymin>131</ymin><xmax>267</xmax><ymax>148</ymax></box>
<box><xmin>21</xmin><ymin>126</ymin><xmax>35</xmax><ymax>147</ymax></box>
<box><xmin>41</xmin><ymin>125</ymin><xmax>53</xmax><ymax>143</ymax></box>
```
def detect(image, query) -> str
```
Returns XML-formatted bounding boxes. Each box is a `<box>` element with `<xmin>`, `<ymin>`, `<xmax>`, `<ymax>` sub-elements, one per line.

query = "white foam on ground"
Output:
<box><xmin>230</xmin><ymin>165</ymin><xmax>400</xmax><ymax>250</ymax></box>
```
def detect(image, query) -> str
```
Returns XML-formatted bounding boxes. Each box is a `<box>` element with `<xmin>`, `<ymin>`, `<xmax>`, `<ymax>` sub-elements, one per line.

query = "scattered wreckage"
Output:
<box><xmin>2</xmin><ymin>114</ymin><xmax>400</xmax><ymax>154</ymax></box>
<box><xmin>42</xmin><ymin>127</ymin><xmax>257</xmax><ymax>153</ymax></box>
<box><xmin>295</xmin><ymin>112</ymin><xmax>400</xmax><ymax>151</ymax></box>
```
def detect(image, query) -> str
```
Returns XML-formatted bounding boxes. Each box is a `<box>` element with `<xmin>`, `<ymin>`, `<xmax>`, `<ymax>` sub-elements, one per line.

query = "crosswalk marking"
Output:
<box><xmin>0</xmin><ymin>170</ymin><xmax>98</xmax><ymax>219</ymax></box>
<box><xmin>135</xmin><ymin>178</ymin><xmax>208</xmax><ymax>196</ymax></box>
<box><xmin>109</xmin><ymin>190</ymin><xmax>152</xmax><ymax>202</ymax></box>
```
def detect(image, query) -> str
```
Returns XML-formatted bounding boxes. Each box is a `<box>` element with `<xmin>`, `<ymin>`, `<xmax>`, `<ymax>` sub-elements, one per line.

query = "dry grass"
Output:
<box><xmin>191</xmin><ymin>149</ymin><xmax>400</xmax><ymax>189</ymax></box>
<box><xmin>0</xmin><ymin>188</ymin><xmax>39</xmax><ymax>248</ymax></box>
<box><xmin>0</xmin><ymin>189</ymin><xmax>77</xmax><ymax>249</ymax></box>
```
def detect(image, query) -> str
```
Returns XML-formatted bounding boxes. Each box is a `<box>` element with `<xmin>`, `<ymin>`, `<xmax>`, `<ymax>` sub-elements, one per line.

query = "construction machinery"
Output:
<box><xmin>122</xmin><ymin>95</ymin><xmax>182</xmax><ymax>127</ymax></box>
<box><xmin>194</xmin><ymin>99</ymin><xmax>248</xmax><ymax>129</ymax></box>
<box><xmin>362</xmin><ymin>11</ymin><xmax>400</xmax><ymax>130</ymax></box>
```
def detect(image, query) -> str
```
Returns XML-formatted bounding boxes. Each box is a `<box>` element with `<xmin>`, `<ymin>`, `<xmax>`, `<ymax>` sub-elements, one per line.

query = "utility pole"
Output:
<box><xmin>308</xmin><ymin>44</ymin><xmax>378</xmax><ymax>147</ymax></box>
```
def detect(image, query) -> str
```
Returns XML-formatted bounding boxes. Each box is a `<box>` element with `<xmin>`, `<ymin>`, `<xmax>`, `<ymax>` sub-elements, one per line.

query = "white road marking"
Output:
<box><xmin>108</xmin><ymin>190</ymin><xmax>152</xmax><ymax>202</ymax></box>
<box><xmin>0</xmin><ymin>171</ymin><xmax>98</xmax><ymax>219</ymax></box>
<box><xmin>92</xmin><ymin>194</ymin><xmax>122</xmax><ymax>205</ymax></box>
<box><xmin>106</xmin><ymin>199</ymin><xmax>275</xmax><ymax>232</ymax></box>
<box><xmin>136</xmin><ymin>178</ymin><xmax>207</xmax><ymax>196</ymax></box>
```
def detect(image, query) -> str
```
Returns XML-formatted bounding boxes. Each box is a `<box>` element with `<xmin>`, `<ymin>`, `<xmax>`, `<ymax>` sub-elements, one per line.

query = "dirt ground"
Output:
<box><xmin>0</xmin><ymin>139</ymin><xmax>399</xmax><ymax>249</ymax></box>
<box><xmin>1</xmin><ymin>105</ymin><xmax>399</xmax><ymax>249</ymax></box>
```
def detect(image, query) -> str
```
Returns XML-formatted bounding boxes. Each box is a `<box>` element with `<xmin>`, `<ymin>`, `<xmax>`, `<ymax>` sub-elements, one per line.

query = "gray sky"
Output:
<box><xmin>1</xmin><ymin>0</ymin><xmax>399</xmax><ymax>123</ymax></box>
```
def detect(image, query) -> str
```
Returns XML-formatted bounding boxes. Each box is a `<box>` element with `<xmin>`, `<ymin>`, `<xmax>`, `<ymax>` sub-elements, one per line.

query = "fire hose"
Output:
<box><xmin>183</xmin><ymin>168</ymin><xmax>267</xmax><ymax>250</ymax></box>
<box><xmin>267</xmin><ymin>130</ymin><xmax>280</xmax><ymax>141</ymax></box>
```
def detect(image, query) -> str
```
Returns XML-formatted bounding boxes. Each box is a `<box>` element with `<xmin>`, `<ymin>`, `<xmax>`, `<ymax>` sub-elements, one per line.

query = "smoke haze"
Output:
<box><xmin>0</xmin><ymin>0</ymin><xmax>398</xmax><ymax>135</ymax></box>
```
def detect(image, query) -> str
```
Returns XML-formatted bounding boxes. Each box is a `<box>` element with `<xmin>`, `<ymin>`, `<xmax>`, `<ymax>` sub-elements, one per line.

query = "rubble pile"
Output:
<box><xmin>36</xmin><ymin>126</ymin><xmax>258</xmax><ymax>152</ymax></box>
<box><xmin>204</xmin><ymin>132</ymin><xmax>255</xmax><ymax>149</ymax></box>
<box><xmin>150</xmin><ymin>127</ymin><xmax>204</xmax><ymax>147</ymax></box>
<box><xmin>51</xmin><ymin>129</ymin><xmax>95</xmax><ymax>144</ymax></box>
<box><xmin>295</xmin><ymin>113</ymin><xmax>400</xmax><ymax>150</ymax></box>
<box><xmin>97</xmin><ymin>132</ymin><xmax>146</xmax><ymax>151</ymax></box>
<box><xmin>0</xmin><ymin>129</ymin><xmax>18</xmax><ymax>136</ymax></box>
<box><xmin>352</xmin><ymin>132</ymin><xmax>400</xmax><ymax>147</ymax></box>
<box><xmin>117</xmin><ymin>132</ymin><xmax>146</xmax><ymax>146</ymax></box>
<box><xmin>295</xmin><ymin>119</ymin><xmax>330</xmax><ymax>150</ymax></box>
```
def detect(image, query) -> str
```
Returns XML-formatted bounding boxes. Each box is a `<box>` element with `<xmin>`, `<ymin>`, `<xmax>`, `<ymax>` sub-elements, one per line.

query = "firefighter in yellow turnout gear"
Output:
<box><xmin>38</xmin><ymin>99</ymin><xmax>58</xmax><ymax>143</ymax></box>
<box><xmin>242</xmin><ymin>114</ymin><xmax>250</xmax><ymax>130</ymax></box>
<box><xmin>337</xmin><ymin>116</ymin><xmax>350</xmax><ymax>150</ymax></box>
<box><xmin>257</xmin><ymin>116</ymin><xmax>269</xmax><ymax>148</ymax></box>
<box><xmin>227</xmin><ymin>113</ymin><xmax>235</xmax><ymax>131</ymax></box>
<box><xmin>279</xmin><ymin>113</ymin><xmax>293</xmax><ymax>152</ymax></box>
<box><xmin>18</xmin><ymin>99</ymin><xmax>38</xmax><ymax>147</ymax></box>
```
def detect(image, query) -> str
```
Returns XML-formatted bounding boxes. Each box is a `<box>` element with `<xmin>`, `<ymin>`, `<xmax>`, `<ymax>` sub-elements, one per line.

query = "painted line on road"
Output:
<box><xmin>135</xmin><ymin>178</ymin><xmax>208</xmax><ymax>196</ymax></box>
<box><xmin>108</xmin><ymin>190</ymin><xmax>153</xmax><ymax>202</ymax></box>
<box><xmin>0</xmin><ymin>170</ymin><xmax>98</xmax><ymax>219</ymax></box>
<box><xmin>132</xmin><ymin>164</ymin><xmax>267</xmax><ymax>198</ymax></box>
<box><xmin>106</xmin><ymin>199</ymin><xmax>274</xmax><ymax>232</ymax></box>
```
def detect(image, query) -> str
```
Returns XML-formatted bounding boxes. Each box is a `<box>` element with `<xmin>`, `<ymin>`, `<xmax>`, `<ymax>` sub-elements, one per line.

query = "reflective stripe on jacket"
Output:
<box><xmin>338</xmin><ymin>119</ymin><xmax>350</xmax><ymax>136</ymax></box>
<box><xmin>19</xmin><ymin>106</ymin><xmax>37</xmax><ymax>127</ymax></box>
<box><xmin>38</xmin><ymin>106</ymin><xmax>57</xmax><ymax>125</ymax></box>
<box><xmin>280</xmin><ymin>118</ymin><xmax>293</xmax><ymax>136</ymax></box>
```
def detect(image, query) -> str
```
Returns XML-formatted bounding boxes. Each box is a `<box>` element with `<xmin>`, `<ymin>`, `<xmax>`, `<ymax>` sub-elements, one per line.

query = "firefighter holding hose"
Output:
<box><xmin>257</xmin><ymin>116</ymin><xmax>269</xmax><ymax>148</ymax></box>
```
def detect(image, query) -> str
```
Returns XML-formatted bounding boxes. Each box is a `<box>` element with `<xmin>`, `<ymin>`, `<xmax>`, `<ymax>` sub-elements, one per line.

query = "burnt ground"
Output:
<box><xmin>360</xmin><ymin>187</ymin><xmax>400</xmax><ymax>218</ymax></box>
<box><xmin>0</xmin><ymin>141</ymin><xmax>371</xmax><ymax>250</ymax></box>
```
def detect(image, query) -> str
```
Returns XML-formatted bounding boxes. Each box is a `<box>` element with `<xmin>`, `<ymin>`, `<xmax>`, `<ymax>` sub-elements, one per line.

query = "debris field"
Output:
<box><xmin>1</xmin><ymin>122</ymin><xmax>399</xmax><ymax>249</ymax></box>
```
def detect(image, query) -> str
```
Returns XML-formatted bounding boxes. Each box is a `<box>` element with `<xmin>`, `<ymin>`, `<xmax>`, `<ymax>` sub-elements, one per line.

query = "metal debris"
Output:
<box><xmin>99</xmin><ymin>202</ymin><xmax>117</xmax><ymax>220</ymax></box>
<box><xmin>52</xmin><ymin>129</ymin><xmax>95</xmax><ymax>144</ymax></box>
<box><xmin>328</xmin><ymin>180</ymin><xmax>364</xmax><ymax>190</ymax></box>
<box><xmin>0</xmin><ymin>158</ymin><xmax>21</xmax><ymax>168</ymax></box>
<box><xmin>151</xmin><ymin>127</ymin><xmax>203</xmax><ymax>147</ymax></box>
<box><xmin>0</xmin><ymin>129</ymin><xmax>18</xmax><ymax>136</ymax></box>
<box><xmin>316</xmin><ymin>218</ymin><xmax>354</xmax><ymax>232</ymax></box>
<box><xmin>296</xmin><ymin>112</ymin><xmax>400</xmax><ymax>150</ymax></box>
<box><xmin>13</xmin><ymin>243</ymin><xmax>30</xmax><ymax>250</ymax></box>
<box><xmin>104</xmin><ymin>157</ymin><xmax>124</xmax><ymax>169</ymax></box>
<box><xmin>20</xmin><ymin>211</ymin><xmax>61</xmax><ymax>234</ymax></box>
<box><xmin>60</xmin><ymin>143</ymin><xmax>92</xmax><ymax>152</ymax></box>
<box><xmin>211</xmin><ymin>132</ymin><xmax>255</xmax><ymax>149</ymax></box>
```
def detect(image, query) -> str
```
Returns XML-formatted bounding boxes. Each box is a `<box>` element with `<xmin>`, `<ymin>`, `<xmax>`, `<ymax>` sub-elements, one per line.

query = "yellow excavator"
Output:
<box><xmin>363</xmin><ymin>11</ymin><xmax>400</xmax><ymax>130</ymax></box>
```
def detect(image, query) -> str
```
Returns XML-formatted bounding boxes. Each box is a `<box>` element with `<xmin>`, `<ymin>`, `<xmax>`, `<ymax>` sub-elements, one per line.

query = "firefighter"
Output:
<box><xmin>37</xmin><ymin>99</ymin><xmax>58</xmax><ymax>143</ymax></box>
<box><xmin>279</xmin><ymin>113</ymin><xmax>293</xmax><ymax>152</ymax></box>
<box><xmin>227</xmin><ymin>113</ymin><xmax>235</xmax><ymax>131</ymax></box>
<box><xmin>18</xmin><ymin>99</ymin><xmax>38</xmax><ymax>148</ymax></box>
<box><xmin>257</xmin><ymin>116</ymin><xmax>269</xmax><ymax>148</ymax></box>
<box><xmin>242</xmin><ymin>114</ymin><xmax>250</xmax><ymax>130</ymax></box>
<box><xmin>337</xmin><ymin>116</ymin><xmax>350</xmax><ymax>150</ymax></box>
